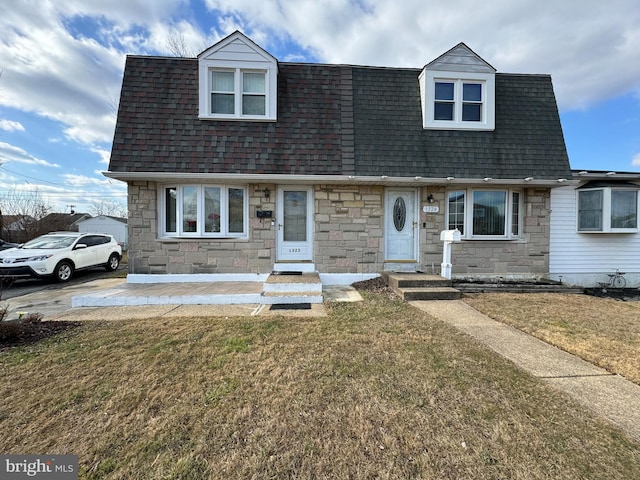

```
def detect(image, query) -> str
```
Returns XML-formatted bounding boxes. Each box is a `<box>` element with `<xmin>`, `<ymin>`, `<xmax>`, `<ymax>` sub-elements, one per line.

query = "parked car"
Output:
<box><xmin>0</xmin><ymin>239</ymin><xmax>20</xmax><ymax>251</ymax></box>
<box><xmin>0</xmin><ymin>232</ymin><xmax>122</xmax><ymax>282</ymax></box>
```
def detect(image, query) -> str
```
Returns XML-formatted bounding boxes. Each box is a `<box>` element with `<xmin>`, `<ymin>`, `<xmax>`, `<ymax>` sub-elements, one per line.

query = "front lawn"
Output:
<box><xmin>464</xmin><ymin>292</ymin><xmax>640</xmax><ymax>385</ymax></box>
<box><xmin>1</xmin><ymin>292</ymin><xmax>639</xmax><ymax>479</ymax></box>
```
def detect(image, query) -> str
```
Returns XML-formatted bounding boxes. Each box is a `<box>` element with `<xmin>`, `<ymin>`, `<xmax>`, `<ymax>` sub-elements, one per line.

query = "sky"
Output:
<box><xmin>1</xmin><ymin>0</ymin><xmax>639</xmax><ymax>215</ymax></box>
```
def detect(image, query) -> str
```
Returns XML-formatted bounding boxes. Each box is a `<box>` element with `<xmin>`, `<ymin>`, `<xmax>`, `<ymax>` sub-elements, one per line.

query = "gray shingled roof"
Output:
<box><xmin>109</xmin><ymin>57</ymin><xmax>571</xmax><ymax>180</ymax></box>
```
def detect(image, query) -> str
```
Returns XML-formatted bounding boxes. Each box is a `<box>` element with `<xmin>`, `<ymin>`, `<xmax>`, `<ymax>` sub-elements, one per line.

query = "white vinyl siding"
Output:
<box><xmin>550</xmin><ymin>186</ymin><xmax>640</xmax><ymax>286</ymax></box>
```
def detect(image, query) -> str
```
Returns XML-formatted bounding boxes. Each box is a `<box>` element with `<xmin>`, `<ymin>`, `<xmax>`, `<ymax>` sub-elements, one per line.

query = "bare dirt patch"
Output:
<box><xmin>351</xmin><ymin>276</ymin><xmax>398</xmax><ymax>297</ymax></box>
<box><xmin>0</xmin><ymin>320</ymin><xmax>82</xmax><ymax>350</ymax></box>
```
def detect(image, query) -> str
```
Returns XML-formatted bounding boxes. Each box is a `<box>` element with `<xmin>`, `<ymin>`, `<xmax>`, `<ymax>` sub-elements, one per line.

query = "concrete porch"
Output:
<box><xmin>71</xmin><ymin>271</ymin><xmax>353</xmax><ymax>308</ymax></box>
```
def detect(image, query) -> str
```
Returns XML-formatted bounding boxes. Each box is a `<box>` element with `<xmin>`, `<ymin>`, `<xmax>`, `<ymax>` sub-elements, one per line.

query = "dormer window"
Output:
<box><xmin>210</xmin><ymin>69</ymin><xmax>267</xmax><ymax>116</ymax></box>
<box><xmin>434</xmin><ymin>80</ymin><xmax>484</xmax><ymax>122</ymax></box>
<box><xmin>420</xmin><ymin>43</ymin><xmax>495</xmax><ymax>131</ymax></box>
<box><xmin>198</xmin><ymin>31</ymin><xmax>277</xmax><ymax>121</ymax></box>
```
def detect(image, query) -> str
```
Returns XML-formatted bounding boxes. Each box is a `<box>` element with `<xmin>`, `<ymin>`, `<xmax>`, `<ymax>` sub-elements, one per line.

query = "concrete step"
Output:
<box><xmin>273</xmin><ymin>262</ymin><xmax>316</xmax><ymax>273</ymax></box>
<box><xmin>262</xmin><ymin>272</ymin><xmax>323</xmax><ymax>304</ymax></box>
<box><xmin>261</xmin><ymin>291</ymin><xmax>324</xmax><ymax>305</ymax></box>
<box><xmin>263</xmin><ymin>272</ymin><xmax>322</xmax><ymax>293</ymax></box>
<box><xmin>398</xmin><ymin>287</ymin><xmax>462</xmax><ymax>301</ymax></box>
<box><xmin>381</xmin><ymin>272</ymin><xmax>452</xmax><ymax>289</ymax></box>
<box><xmin>381</xmin><ymin>272</ymin><xmax>461</xmax><ymax>301</ymax></box>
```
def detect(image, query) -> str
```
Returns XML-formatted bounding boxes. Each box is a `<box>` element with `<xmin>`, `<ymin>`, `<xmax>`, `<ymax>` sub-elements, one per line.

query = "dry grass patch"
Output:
<box><xmin>464</xmin><ymin>293</ymin><xmax>640</xmax><ymax>384</ymax></box>
<box><xmin>1</xmin><ymin>292</ymin><xmax>639</xmax><ymax>478</ymax></box>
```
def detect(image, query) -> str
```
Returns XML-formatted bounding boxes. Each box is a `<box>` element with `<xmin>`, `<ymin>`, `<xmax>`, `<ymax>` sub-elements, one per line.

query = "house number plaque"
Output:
<box><xmin>422</xmin><ymin>206</ymin><xmax>439</xmax><ymax>213</ymax></box>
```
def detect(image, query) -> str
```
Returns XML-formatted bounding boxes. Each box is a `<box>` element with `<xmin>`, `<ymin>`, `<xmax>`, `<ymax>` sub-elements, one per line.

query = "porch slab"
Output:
<box><xmin>70</xmin><ymin>279</ymin><xmax>363</xmax><ymax>308</ymax></box>
<box><xmin>72</xmin><ymin>281</ymin><xmax>264</xmax><ymax>307</ymax></box>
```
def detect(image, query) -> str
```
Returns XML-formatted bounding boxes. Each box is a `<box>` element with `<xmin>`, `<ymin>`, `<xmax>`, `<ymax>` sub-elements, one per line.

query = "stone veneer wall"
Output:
<box><xmin>127</xmin><ymin>181</ymin><xmax>276</xmax><ymax>274</ymax></box>
<box><xmin>127</xmin><ymin>181</ymin><xmax>550</xmax><ymax>278</ymax></box>
<box><xmin>314</xmin><ymin>185</ymin><xmax>384</xmax><ymax>273</ymax></box>
<box><xmin>419</xmin><ymin>187</ymin><xmax>551</xmax><ymax>278</ymax></box>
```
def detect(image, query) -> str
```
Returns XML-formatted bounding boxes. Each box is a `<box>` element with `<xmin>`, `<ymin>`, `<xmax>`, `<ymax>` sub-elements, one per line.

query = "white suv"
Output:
<box><xmin>0</xmin><ymin>232</ymin><xmax>122</xmax><ymax>282</ymax></box>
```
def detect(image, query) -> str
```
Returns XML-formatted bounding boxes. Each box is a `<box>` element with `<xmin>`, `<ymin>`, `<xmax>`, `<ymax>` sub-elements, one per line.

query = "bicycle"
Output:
<box><xmin>598</xmin><ymin>269</ymin><xmax>626</xmax><ymax>290</ymax></box>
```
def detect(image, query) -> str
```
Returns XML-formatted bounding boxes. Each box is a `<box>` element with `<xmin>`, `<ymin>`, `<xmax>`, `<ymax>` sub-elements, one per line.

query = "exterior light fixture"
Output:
<box><xmin>263</xmin><ymin>187</ymin><xmax>270</xmax><ymax>199</ymax></box>
<box><xmin>427</xmin><ymin>194</ymin><xmax>435</xmax><ymax>203</ymax></box>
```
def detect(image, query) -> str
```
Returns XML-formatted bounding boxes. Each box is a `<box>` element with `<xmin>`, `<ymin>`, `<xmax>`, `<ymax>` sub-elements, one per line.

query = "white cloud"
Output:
<box><xmin>62</xmin><ymin>173</ymin><xmax>114</xmax><ymax>187</ymax></box>
<box><xmin>0</xmin><ymin>120</ymin><xmax>25</xmax><ymax>132</ymax></box>
<box><xmin>90</xmin><ymin>146</ymin><xmax>111</xmax><ymax>165</ymax></box>
<box><xmin>0</xmin><ymin>142</ymin><xmax>60</xmax><ymax>167</ymax></box>
<box><xmin>0</xmin><ymin>0</ymin><xmax>638</xmax><ymax>188</ymax></box>
<box><xmin>632</xmin><ymin>153</ymin><xmax>640</xmax><ymax>167</ymax></box>
<box><xmin>205</xmin><ymin>0</ymin><xmax>640</xmax><ymax>111</ymax></box>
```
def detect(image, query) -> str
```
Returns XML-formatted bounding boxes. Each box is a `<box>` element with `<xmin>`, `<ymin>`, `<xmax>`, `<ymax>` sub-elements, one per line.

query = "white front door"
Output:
<box><xmin>277</xmin><ymin>186</ymin><xmax>314</xmax><ymax>261</ymax></box>
<box><xmin>385</xmin><ymin>189</ymin><xmax>419</xmax><ymax>261</ymax></box>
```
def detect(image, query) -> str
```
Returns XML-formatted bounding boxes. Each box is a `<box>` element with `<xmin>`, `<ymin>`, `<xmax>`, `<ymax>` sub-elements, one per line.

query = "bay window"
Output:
<box><xmin>447</xmin><ymin>189</ymin><xmax>521</xmax><ymax>239</ymax></box>
<box><xmin>578</xmin><ymin>186</ymin><xmax>639</xmax><ymax>232</ymax></box>
<box><xmin>161</xmin><ymin>185</ymin><xmax>247</xmax><ymax>237</ymax></box>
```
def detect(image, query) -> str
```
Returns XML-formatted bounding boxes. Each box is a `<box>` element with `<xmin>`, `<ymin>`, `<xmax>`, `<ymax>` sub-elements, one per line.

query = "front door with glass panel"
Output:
<box><xmin>385</xmin><ymin>189</ymin><xmax>418</xmax><ymax>261</ymax></box>
<box><xmin>277</xmin><ymin>187</ymin><xmax>314</xmax><ymax>261</ymax></box>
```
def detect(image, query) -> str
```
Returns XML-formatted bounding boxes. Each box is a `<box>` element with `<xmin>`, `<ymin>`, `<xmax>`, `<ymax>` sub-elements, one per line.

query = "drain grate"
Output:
<box><xmin>270</xmin><ymin>303</ymin><xmax>312</xmax><ymax>310</ymax></box>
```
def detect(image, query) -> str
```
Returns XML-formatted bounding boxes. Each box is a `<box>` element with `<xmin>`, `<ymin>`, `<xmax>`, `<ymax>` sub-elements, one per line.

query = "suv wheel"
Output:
<box><xmin>54</xmin><ymin>261</ymin><xmax>74</xmax><ymax>283</ymax></box>
<box><xmin>105</xmin><ymin>253</ymin><xmax>120</xmax><ymax>272</ymax></box>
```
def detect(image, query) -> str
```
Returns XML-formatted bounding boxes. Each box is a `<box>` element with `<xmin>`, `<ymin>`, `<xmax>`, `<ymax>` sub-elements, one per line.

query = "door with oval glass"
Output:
<box><xmin>276</xmin><ymin>186</ymin><xmax>314</xmax><ymax>261</ymax></box>
<box><xmin>385</xmin><ymin>189</ymin><xmax>418</xmax><ymax>261</ymax></box>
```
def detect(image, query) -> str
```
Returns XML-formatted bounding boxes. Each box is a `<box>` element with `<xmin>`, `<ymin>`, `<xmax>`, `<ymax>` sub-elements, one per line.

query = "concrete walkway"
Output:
<box><xmin>412</xmin><ymin>299</ymin><xmax>640</xmax><ymax>443</ymax></box>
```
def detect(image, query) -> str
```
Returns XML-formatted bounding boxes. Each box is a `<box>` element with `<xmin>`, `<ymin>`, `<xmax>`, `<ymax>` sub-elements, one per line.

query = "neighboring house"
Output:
<box><xmin>38</xmin><ymin>212</ymin><xmax>91</xmax><ymax>234</ymax></box>
<box><xmin>77</xmin><ymin>215</ymin><xmax>129</xmax><ymax>250</ymax></box>
<box><xmin>550</xmin><ymin>170</ymin><xmax>640</xmax><ymax>287</ymax></box>
<box><xmin>0</xmin><ymin>215</ymin><xmax>35</xmax><ymax>243</ymax></box>
<box><xmin>106</xmin><ymin>31</ymin><xmax>572</xmax><ymax>284</ymax></box>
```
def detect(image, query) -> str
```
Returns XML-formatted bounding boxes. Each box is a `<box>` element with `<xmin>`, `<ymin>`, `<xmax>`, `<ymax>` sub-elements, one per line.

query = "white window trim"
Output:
<box><xmin>577</xmin><ymin>187</ymin><xmax>640</xmax><ymax>233</ymax></box>
<box><xmin>446</xmin><ymin>188</ymin><xmax>522</xmax><ymax>240</ymax></box>
<box><xmin>421</xmin><ymin>70</ymin><xmax>495</xmax><ymax>130</ymax></box>
<box><xmin>158</xmin><ymin>185</ymin><xmax>249</xmax><ymax>238</ymax></box>
<box><xmin>198</xmin><ymin>61</ymin><xmax>277</xmax><ymax>121</ymax></box>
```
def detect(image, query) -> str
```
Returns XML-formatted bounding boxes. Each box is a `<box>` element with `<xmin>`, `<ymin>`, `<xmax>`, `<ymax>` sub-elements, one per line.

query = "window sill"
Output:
<box><xmin>198</xmin><ymin>114</ymin><xmax>276</xmax><ymax>122</ymax></box>
<box><xmin>424</xmin><ymin>121</ymin><xmax>494</xmax><ymax>131</ymax></box>
<box><xmin>578</xmin><ymin>230</ymin><xmax>639</xmax><ymax>234</ymax></box>
<box><xmin>461</xmin><ymin>237</ymin><xmax>523</xmax><ymax>242</ymax></box>
<box><xmin>157</xmin><ymin>236</ymin><xmax>249</xmax><ymax>242</ymax></box>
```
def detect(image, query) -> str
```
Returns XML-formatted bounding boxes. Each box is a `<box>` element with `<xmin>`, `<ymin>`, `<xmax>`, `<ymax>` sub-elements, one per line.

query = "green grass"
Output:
<box><xmin>1</xmin><ymin>292</ymin><xmax>639</xmax><ymax>478</ymax></box>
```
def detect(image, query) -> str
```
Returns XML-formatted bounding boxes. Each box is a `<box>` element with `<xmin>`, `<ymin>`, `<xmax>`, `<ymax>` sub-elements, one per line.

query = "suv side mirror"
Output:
<box><xmin>74</xmin><ymin>243</ymin><xmax>87</xmax><ymax>250</ymax></box>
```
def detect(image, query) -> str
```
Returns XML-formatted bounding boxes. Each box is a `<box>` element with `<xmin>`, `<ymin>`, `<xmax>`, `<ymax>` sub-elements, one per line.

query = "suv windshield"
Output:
<box><xmin>22</xmin><ymin>235</ymin><xmax>78</xmax><ymax>249</ymax></box>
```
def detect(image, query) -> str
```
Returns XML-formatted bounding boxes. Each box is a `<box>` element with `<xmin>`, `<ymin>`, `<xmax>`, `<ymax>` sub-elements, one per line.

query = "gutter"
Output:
<box><xmin>102</xmin><ymin>171</ymin><xmax>578</xmax><ymax>188</ymax></box>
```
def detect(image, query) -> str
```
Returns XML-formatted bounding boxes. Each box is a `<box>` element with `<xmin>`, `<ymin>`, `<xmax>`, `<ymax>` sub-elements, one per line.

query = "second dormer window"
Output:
<box><xmin>434</xmin><ymin>80</ymin><xmax>484</xmax><ymax>123</ymax></box>
<box><xmin>210</xmin><ymin>69</ymin><xmax>267</xmax><ymax>117</ymax></box>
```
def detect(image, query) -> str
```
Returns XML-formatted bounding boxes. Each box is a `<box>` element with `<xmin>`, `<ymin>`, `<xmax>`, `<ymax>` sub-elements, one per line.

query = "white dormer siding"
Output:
<box><xmin>198</xmin><ymin>31</ymin><xmax>278</xmax><ymax>121</ymax></box>
<box><xmin>419</xmin><ymin>43</ymin><xmax>495</xmax><ymax>131</ymax></box>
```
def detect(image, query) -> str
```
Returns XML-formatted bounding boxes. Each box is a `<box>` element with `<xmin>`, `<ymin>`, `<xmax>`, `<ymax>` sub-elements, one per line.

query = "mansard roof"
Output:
<box><xmin>108</xmin><ymin>56</ymin><xmax>570</xmax><ymax>181</ymax></box>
